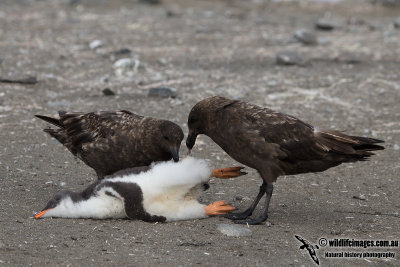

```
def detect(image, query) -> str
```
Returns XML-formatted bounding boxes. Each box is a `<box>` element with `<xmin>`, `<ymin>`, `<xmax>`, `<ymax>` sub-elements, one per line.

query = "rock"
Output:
<box><xmin>344</xmin><ymin>57</ymin><xmax>362</xmax><ymax>64</ymax></box>
<box><xmin>265</xmin><ymin>221</ymin><xmax>272</xmax><ymax>227</ymax></box>
<box><xmin>113</xmin><ymin>58</ymin><xmax>139</xmax><ymax>69</ymax></box>
<box><xmin>394</xmin><ymin>17</ymin><xmax>400</xmax><ymax>29</ymax></box>
<box><xmin>177</xmin><ymin>242</ymin><xmax>206</xmax><ymax>247</ymax></box>
<box><xmin>148</xmin><ymin>87</ymin><xmax>177</xmax><ymax>98</ymax></box>
<box><xmin>294</xmin><ymin>29</ymin><xmax>317</xmax><ymax>45</ymax></box>
<box><xmin>113</xmin><ymin>58</ymin><xmax>141</xmax><ymax>76</ymax></box>
<box><xmin>166</xmin><ymin>10</ymin><xmax>181</xmax><ymax>17</ymax></box>
<box><xmin>217</xmin><ymin>224</ymin><xmax>252</xmax><ymax>237</ymax></box>
<box><xmin>111</xmin><ymin>48</ymin><xmax>132</xmax><ymax>55</ymax></box>
<box><xmin>157</xmin><ymin>57</ymin><xmax>168</xmax><ymax>66</ymax></box>
<box><xmin>335</xmin><ymin>53</ymin><xmax>362</xmax><ymax>64</ymax></box>
<box><xmin>353</xmin><ymin>194</ymin><xmax>367</xmax><ymax>200</ymax></box>
<box><xmin>109</xmin><ymin>49</ymin><xmax>133</xmax><ymax>61</ymax></box>
<box><xmin>0</xmin><ymin>75</ymin><xmax>38</xmax><ymax>84</ymax></box>
<box><xmin>139</xmin><ymin>0</ymin><xmax>161</xmax><ymax>4</ymax></box>
<box><xmin>234</xmin><ymin>195</ymin><xmax>243</xmax><ymax>201</ymax></box>
<box><xmin>393</xmin><ymin>144</ymin><xmax>399</xmax><ymax>150</ymax></box>
<box><xmin>372</xmin><ymin>0</ymin><xmax>400</xmax><ymax>6</ymax></box>
<box><xmin>100</xmin><ymin>75</ymin><xmax>109</xmax><ymax>83</ymax></box>
<box><xmin>315</xmin><ymin>18</ymin><xmax>336</xmax><ymax>31</ymax></box>
<box><xmin>89</xmin><ymin>40</ymin><xmax>103</xmax><ymax>50</ymax></box>
<box><xmin>276</xmin><ymin>51</ymin><xmax>302</xmax><ymax>66</ymax></box>
<box><xmin>169</xmin><ymin>98</ymin><xmax>183</xmax><ymax>106</ymax></box>
<box><xmin>69</xmin><ymin>0</ymin><xmax>81</xmax><ymax>5</ymax></box>
<box><xmin>102</xmin><ymin>88</ymin><xmax>115</xmax><ymax>96</ymax></box>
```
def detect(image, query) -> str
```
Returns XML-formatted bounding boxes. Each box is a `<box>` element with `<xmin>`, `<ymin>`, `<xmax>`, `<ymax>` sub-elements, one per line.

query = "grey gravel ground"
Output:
<box><xmin>0</xmin><ymin>0</ymin><xmax>399</xmax><ymax>266</ymax></box>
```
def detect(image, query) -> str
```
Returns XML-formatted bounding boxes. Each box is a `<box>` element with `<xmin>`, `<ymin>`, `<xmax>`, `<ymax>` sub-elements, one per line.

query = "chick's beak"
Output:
<box><xmin>34</xmin><ymin>208</ymin><xmax>51</xmax><ymax>219</ymax></box>
<box><xmin>171</xmin><ymin>147</ymin><xmax>179</xmax><ymax>162</ymax></box>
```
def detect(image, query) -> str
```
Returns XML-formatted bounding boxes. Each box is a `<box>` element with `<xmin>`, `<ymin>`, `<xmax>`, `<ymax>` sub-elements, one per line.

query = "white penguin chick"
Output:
<box><xmin>35</xmin><ymin>157</ymin><xmax>246</xmax><ymax>222</ymax></box>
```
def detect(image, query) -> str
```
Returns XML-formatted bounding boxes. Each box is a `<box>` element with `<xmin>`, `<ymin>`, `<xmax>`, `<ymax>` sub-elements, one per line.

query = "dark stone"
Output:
<box><xmin>353</xmin><ymin>195</ymin><xmax>367</xmax><ymax>200</ymax></box>
<box><xmin>0</xmin><ymin>75</ymin><xmax>37</xmax><ymax>84</ymax></box>
<box><xmin>102</xmin><ymin>88</ymin><xmax>115</xmax><ymax>96</ymax></box>
<box><xmin>394</xmin><ymin>17</ymin><xmax>400</xmax><ymax>29</ymax></box>
<box><xmin>276</xmin><ymin>51</ymin><xmax>302</xmax><ymax>66</ymax></box>
<box><xmin>234</xmin><ymin>195</ymin><xmax>243</xmax><ymax>201</ymax></box>
<box><xmin>315</xmin><ymin>18</ymin><xmax>336</xmax><ymax>31</ymax></box>
<box><xmin>166</xmin><ymin>10</ymin><xmax>180</xmax><ymax>17</ymax></box>
<box><xmin>111</xmin><ymin>48</ymin><xmax>132</xmax><ymax>55</ymax></box>
<box><xmin>371</xmin><ymin>0</ymin><xmax>400</xmax><ymax>6</ymax></box>
<box><xmin>343</xmin><ymin>57</ymin><xmax>362</xmax><ymax>64</ymax></box>
<box><xmin>335</xmin><ymin>53</ymin><xmax>362</xmax><ymax>64</ymax></box>
<box><xmin>177</xmin><ymin>242</ymin><xmax>206</xmax><ymax>247</ymax></box>
<box><xmin>294</xmin><ymin>29</ymin><xmax>317</xmax><ymax>45</ymax></box>
<box><xmin>148</xmin><ymin>87</ymin><xmax>177</xmax><ymax>98</ymax></box>
<box><xmin>139</xmin><ymin>0</ymin><xmax>161</xmax><ymax>4</ymax></box>
<box><xmin>69</xmin><ymin>0</ymin><xmax>81</xmax><ymax>5</ymax></box>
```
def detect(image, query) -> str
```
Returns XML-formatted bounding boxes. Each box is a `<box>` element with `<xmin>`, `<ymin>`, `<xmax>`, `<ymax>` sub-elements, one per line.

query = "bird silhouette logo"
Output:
<box><xmin>294</xmin><ymin>235</ymin><xmax>320</xmax><ymax>265</ymax></box>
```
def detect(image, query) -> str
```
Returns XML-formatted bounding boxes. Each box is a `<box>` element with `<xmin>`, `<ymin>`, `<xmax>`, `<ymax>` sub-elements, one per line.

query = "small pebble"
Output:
<box><xmin>111</xmin><ymin>48</ymin><xmax>132</xmax><ymax>55</ymax></box>
<box><xmin>166</xmin><ymin>10</ymin><xmax>180</xmax><ymax>17</ymax></box>
<box><xmin>374</xmin><ymin>0</ymin><xmax>400</xmax><ymax>6</ymax></box>
<box><xmin>100</xmin><ymin>75</ymin><xmax>109</xmax><ymax>83</ymax></box>
<box><xmin>113</xmin><ymin>58</ymin><xmax>141</xmax><ymax>77</ymax></box>
<box><xmin>89</xmin><ymin>40</ymin><xmax>103</xmax><ymax>50</ymax></box>
<box><xmin>353</xmin><ymin>194</ymin><xmax>367</xmax><ymax>200</ymax></box>
<box><xmin>335</xmin><ymin>53</ymin><xmax>362</xmax><ymax>64</ymax></box>
<box><xmin>69</xmin><ymin>0</ymin><xmax>81</xmax><ymax>5</ymax></box>
<box><xmin>315</xmin><ymin>18</ymin><xmax>336</xmax><ymax>31</ymax></box>
<box><xmin>234</xmin><ymin>195</ymin><xmax>243</xmax><ymax>201</ymax></box>
<box><xmin>113</xmin><ymin>58</ymin><xmax>138</xmax><ymax>69</ymax></box>
<box><xmin>0</xmin><ymin>75</ymin><xmax>38</xmax><ymax>84</ymax></box>
<box><xmin>294</xmin><ymin>29</ymin><xmax>317</xmax><ymax>45</ymax></box>
<box><xmin>393</xmin><ymin>144</ymin><xmax>399</xmax><ymax>150</ymax></box>
<box><xmin>217</xmin><ymin>224</ymin><xmax>252</xmax><ymax>237</ymax></box>
<box><xmin>148</xmin><ymin>87</ymin><xmax>177</xmax><ymax>98</ymax></box>
<box><xmin>157</xmin><ymin>58</ymin><xmax>168</xmax><ymax>66</ymax></box>
<box><xmin>276</xmin><ymin>51</ymin><xmax>302</xmax><ymax>66</ymax></box>
<box><xmin>265</xmin><ymin>221</ymin><xmax>271</xmax><ymax>227</ymax></box>
<box><xmin>102</xmin><ymin>88</ymin><xmax>115</xmax><ymax>96</ymax></box>
<box><xmin>394</xmin><ymin>17</ymin><xmax>400</xmax><ymax>28</ymax></box>
<box><xmin>139</xmin><ymin>0</ymin><xmax>161</xmax><ymax>4</ymax></box>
